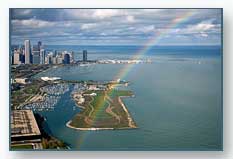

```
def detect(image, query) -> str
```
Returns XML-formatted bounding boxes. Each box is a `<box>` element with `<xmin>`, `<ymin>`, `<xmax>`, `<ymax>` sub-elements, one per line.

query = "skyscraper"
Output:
<box><xmin>70</xmin><ymin>51</ymin><xmax>75</xmax><ymax>63</ymax></box>
<box><xmin>38</xmin><ymin>41</ymin><xmax>42</xmax><ymax>51</ymax></box>
<box><xmin>19</xmin><ymin>46</ymin><xmax>25</xmax><ymax>63</ymax></box>
<box><xmin>48</xmin><ymin>56</ymin><xmax>53</xmax><ymax>64</ymax></box>
<box><xmin>45</xmin><ymin>55</ymin><xmax>53</xmax><ymax>64</ymax></box>
<box><xmin>40</xmin><ymin>49</ymin><xmax>46</xmax><ymax>64</ymax></box>
<box><xmin>83</xmin><ymin>50</ymin><xmax>87</xmax><ymax>62</ymax></box>
<box><xmin>13</xmin><ymin>50</ymin><xmax>21</xmax><ymax>65</ymax></box>
<box><xmin>63</xmin><ymin>53</ymin><xmax>70</xmax><ymax>64</ymax></box>
<box><xmin>45</xmin><ymin>52</ymin><xmax>53</xmax><ymax>64</ymax></box>
<box><xmin>54</xmin><ymin>50</ymin><xmax>58</xmax><ymax>57</ymax></box>
<box><xmin>32</xmin><ymin>45</ymin><xmax>40</xmax><ymax>64</ymax></box>
<box><xmin>24</xmin><ymin>40</ymin><xmax>31</xmax><ymax>64</ymax></box>
<box><xmin>32</xmin><ymin>51</ymin><xmax>40</xmax><ymax>64</ymax></box>
<box><xmin>20</xmin><ymin>53</ymin><xmax>25</xmax><ymax>64</ymax></box>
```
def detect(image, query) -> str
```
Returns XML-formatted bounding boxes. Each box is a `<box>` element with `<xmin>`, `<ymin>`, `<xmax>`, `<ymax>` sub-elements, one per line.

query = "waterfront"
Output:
<box><xmin>22</xmin><ymin>84</ymin><xmax>70</xmax><ymax>111</ymax></box>
<box><xmin>34</xmin><ymin>46</ymin><xmax>222</xmax><ymax>150</ymax></box>
<box><xmin>9</xmin><ymin>8</ymin><xmax>223</xmax><ymax>151</ymax></box>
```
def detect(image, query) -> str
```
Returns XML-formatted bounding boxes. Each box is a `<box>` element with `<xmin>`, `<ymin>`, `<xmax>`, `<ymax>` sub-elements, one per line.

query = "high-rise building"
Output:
<box><xmin>45</xmin><ymin>56</ymin><xmax>53</xmax><ymax>64</ymax></box>
<box><xmin>48</xmin><ymin>56</ymin><xmax>53</xmax><ymax>64</ymax></box>
<box><xmin>40</xmin><ymin>49</ymin><xmax>46</xmax><ymax>64</ymax></box>
<box><xmin>83</xmin><ymin>50</ymin><xmax>87</xmax><ymax>62</ymax></box>
<box><xmin>13</xmin><ymin>50</ymin><xmax>21</xmax><ymax>65</ymax></box>
<box><xmin>24</xmin><ymin>40</ymin><xmax>31</xmax><ymax>64</ymax></box>
<box><xmin>32</xmin><ymin>45</ymin><xmax>40</xmax><ymax>64</ymax></box>
<box><xmin>54</xmin><ymin>50</ymin><xmax>58</xmax><ymax>57</ymax></box>
<box><xmin>32</xmin><ymin>51</ymin><xmax>40</xmax><ymax>64</ymax></box>
<box><xmin>63</xmin><ymin>53</ymin><xmax>70</xmax><ymax>64</ymax></box>
<box><xmin>71</xmin><ymin>51</ymin><xmax>74</xmax><ymax>62</ymax></box>
<box><xmin>19</xmin><ymin>52</ymin><xmax>25</xmax><ymax>64</ymax></box>
<box><xmin>52</xmin><ymin>56</ymin><xmax>58</xmax><ymax>64</ymax></box>
<box><xmin>38</xmin><ymin>41</ymin><xmax>42</xmax><ymax>51</ymax></box>
<box><xmin>45</xmin><ymin>52</ymin><xmax>53</xmax><ymax>64</ymax></box>
<box><xmin>57</xmin><ymin>57</ymin><xmax>63</xmax><ymax>64</ymax></box>
<box><xmin>17</xmin><ymin>46</ymin><xmax>25</xmax><ymax>64</ymax></box>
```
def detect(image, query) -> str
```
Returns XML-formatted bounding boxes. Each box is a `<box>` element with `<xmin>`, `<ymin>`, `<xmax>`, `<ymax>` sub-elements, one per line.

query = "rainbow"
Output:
<box><xmin>114</xmin><ymin>10</ymin><xmax>196</xmax><ymax>80</ymax></box>
<box><xmin>75</xmin><ymin>10</ymin><xmax>197</xmax><ymax>149</ymax></box>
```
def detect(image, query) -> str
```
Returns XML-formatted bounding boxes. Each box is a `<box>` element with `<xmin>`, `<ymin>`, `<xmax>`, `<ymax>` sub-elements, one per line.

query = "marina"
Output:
<box><xmin>21</xmin><ymin>84</ymin><xmax>70</xmax><ymax>111</ymax></box>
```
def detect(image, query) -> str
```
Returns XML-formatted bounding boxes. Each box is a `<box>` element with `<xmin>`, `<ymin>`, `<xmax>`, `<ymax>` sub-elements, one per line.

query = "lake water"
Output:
<box><xmin>35</xmin><ymin>45</ymin><xmax>222</xmax><ymax>150</ymax></box>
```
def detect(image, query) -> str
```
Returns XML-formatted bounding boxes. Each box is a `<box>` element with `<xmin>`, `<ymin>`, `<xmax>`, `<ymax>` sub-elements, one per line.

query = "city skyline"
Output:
<box><xmin>12</xmin><ymin>39</ymin><xmax>77</xmax><ymax>65</ymax></box>
<box><xmin>9</xmin><ymin>9</ymin><xmax>222</xmax><ymax>151</ymax></box>
<box><xmin>10</xmin><ymin>9</ymin><xmax>222</xmax><ymax>46</ymax></box>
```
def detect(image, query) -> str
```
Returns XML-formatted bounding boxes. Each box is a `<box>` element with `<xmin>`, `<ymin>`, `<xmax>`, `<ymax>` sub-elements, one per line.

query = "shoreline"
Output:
<box><xmin>66</xmin><ymin>120</ymin><xmax>137</xmax><ymax>131</ymax></box>
<box><xmin>66</xmin><ymin>121</ymin><xmax>114</xmax><ymax>130</ymax></box>
<box><xmin>66</xmin><ymin>95</ymin><xmax>137</xmax><ymax>131</ymax></box>
<box><xmin>118</xmin><ymin>96</ymin><xmax>137</xmax><ymax>128</ymax></box>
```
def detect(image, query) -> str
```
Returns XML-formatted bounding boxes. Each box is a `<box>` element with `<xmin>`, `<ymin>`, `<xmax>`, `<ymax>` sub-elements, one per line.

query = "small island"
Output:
<box><xmin>67</xmin><ymin>84</ymin><xmax>137</xmax><ymax>130</ymax></box>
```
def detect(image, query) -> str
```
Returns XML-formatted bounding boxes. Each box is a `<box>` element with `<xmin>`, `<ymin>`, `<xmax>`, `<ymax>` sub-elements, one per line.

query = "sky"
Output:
<box><xmin>11</xmin><ymin>9</ymin><xmax>222</xmax><ymax>46</ymax></box>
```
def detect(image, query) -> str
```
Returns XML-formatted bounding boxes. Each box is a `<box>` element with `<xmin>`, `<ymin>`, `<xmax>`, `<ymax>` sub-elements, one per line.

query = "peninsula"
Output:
<box><xmin>67</xmin><ymin>83</ymin><xmax>137</xmax><ymax>130</ymax></box>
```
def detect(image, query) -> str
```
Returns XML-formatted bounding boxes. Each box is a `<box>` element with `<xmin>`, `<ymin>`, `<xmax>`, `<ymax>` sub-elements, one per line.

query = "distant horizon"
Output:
<box><xmin>11</xmin><ymin>43</ymin><xmax>221</xmax><ymax>47</ymax></box>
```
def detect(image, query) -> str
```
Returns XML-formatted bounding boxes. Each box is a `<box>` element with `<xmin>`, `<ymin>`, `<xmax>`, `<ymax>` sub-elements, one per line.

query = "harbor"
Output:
<box><xmin>21</xmin><ymin>83</ymin><xmax>70</xmax><ymax>111</ymax></box>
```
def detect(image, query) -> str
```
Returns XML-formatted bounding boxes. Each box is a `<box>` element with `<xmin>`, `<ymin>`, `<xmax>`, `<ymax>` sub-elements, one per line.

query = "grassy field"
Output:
<box><xmin>11</xmin><ymin>80</ymin><xmax>49</xmax><ymax>109</ymax></box>
<box><xmin>69</xmin><ymin>89</ymin><xmax>135</xmax><ymax>129</ymax></box>
<box><xmin>11</xmin><ymin>144</ymin><xmax>34</xmax><ymax>150</ymax></box>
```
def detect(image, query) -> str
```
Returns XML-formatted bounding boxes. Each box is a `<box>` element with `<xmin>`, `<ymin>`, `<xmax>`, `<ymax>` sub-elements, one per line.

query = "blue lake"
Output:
<box><xmin>35</xmin><ymin>45</ymin><xmax>222</xmax><ymax>150</ymax></box>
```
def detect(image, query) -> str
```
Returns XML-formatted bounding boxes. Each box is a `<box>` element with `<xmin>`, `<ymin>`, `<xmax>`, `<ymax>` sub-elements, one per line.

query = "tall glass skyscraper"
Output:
<box><xmin>24</xmin><ymin>40</ymin><xmax>31</xmax><ymax>64</ymax></box>
<box><xmin>40</xmin><ymin>49</ymin><xmax>45</xmax><ymax>64</ymax></box>
<box><xmin>83</xmin><ymin>50</ymin><xmax>87</xmax><ymax>62</ymax></box>
<box><xmin>38</xmin><ymin>41</ymin><xmax>42</xmax><ymax>51</ymax></box>
<box><xmin>63</xmin><ymin>53</ymin><xmax>70</xmax><ymax>64</ymax></box>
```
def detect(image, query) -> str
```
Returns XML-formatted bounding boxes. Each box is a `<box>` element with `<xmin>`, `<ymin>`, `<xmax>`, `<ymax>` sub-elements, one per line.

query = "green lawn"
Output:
<box><xmin>69</xmin><ymin>89</ymin><xmax>134</xmax><ymax>128</ymax></box>
<box><xmin>11</xmin><ymin>144</ymin><xmax>33</xmax><ymax>150</ymax></box>
<box><xmin>11</xmin><ymin>80</ymin><xmax>48</xmax><ymax>109</ymax></box>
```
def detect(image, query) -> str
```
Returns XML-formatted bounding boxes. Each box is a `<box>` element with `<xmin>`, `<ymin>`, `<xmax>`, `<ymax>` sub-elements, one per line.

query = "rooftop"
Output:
<box><xmin>11</xmin><ymin>110</ymin><xmax>41</xmax><ymax>138</ymax></box>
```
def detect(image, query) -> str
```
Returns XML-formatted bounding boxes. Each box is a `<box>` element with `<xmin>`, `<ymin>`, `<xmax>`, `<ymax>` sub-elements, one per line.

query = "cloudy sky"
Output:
<box><xmin>11</xmin><ymin>9</ymin><xmax>222</xmax><ymax>45</ymax></box>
